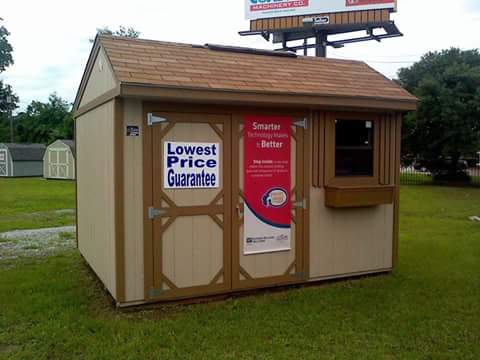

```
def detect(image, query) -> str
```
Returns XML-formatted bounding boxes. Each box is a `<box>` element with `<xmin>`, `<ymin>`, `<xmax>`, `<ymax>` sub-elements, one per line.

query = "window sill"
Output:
<box><xmin>325</xmin><ymin>185</ymin><xmax>395</xmax><ymax>208</ymax></box>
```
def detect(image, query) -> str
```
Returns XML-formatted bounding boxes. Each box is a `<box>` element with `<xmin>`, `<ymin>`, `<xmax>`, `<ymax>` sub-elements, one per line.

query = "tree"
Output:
<box><xmin>397</xmin><ymin>48</ymin><xmax>480</xmax><ymax>181</ymax></box>
<box><xmin>0</xmin><ymin>22</ymin><xmax>18</xmax><ymax>142</ymax></box>
<box><xmin>90</xmin><ymin>26</ymin><xmax>140</xmax><ymax>42</ymax></box>
<box><xmin>14</xmin><ymin>94</ymin><xmax>73</xmax><ymax>144</ymax></box>
<box><xmin>0</xmin><ymin>25</ymin><xmax>14</xmax><ymax>72</ymax></box>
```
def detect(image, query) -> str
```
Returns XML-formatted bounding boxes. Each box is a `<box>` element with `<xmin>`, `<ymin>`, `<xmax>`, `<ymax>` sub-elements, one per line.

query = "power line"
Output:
<box><xmin>364</xmin><ymin>60</ymin><xmax>416</xmax><ymax>64</ymax></box>
<box><xmin>332</xmin><ymin>54</ymin><xmax>417</xmax><ymax>64</ymax></box>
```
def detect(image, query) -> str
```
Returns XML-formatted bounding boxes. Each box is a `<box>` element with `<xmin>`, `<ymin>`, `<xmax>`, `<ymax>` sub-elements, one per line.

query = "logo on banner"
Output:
<box><xmin>164</xmin><ymin>142</ymin><xmax>220</xmax><ymax>189</ymax></box>
<box><xmin>263</xmin><ymin>188</ymin><xmax>288</xmax><ymax>208</ymax></box>
<box><xmin>250</xmin><ymin>0</ymin><xmax>309</xmax><ymax>12</ymax></box>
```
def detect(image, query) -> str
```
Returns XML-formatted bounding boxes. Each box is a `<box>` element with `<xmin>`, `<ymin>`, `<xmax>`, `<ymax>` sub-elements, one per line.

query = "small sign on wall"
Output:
<box><xmin>126</xmin><ymin>126</ymin><xmax>140</xmax><ymax>137</ymax></box>
<box><xmin>164</xmin><ymin>142</ymin><xmax>220</xmax><ymax>189</ymax></box>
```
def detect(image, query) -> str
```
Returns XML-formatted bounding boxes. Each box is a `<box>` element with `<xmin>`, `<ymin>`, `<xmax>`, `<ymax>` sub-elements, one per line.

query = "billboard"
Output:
<box><xmin>245</xmin><ymin>0</ymin><xmax>396</xmax><ymax>20</ymax></box>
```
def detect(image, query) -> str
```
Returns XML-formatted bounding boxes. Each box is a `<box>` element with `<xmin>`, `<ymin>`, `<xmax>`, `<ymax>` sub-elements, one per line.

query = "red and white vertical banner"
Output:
<box><xmin>243</xmin><ymin>115</ymin><xmax>292</xmax><ymax>255</ymax></box>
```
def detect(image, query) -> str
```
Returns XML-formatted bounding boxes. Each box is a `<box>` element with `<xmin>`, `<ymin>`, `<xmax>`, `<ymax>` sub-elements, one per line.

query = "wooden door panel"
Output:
<box><xmin>149</xmin><ymin>112</ymin><xmax>232</xmax><ymax>300</ymax></box>
<box><xmin>232</xmin><ymin>115</ymin><xmax>306</xmax><ymax>289</ymax></box>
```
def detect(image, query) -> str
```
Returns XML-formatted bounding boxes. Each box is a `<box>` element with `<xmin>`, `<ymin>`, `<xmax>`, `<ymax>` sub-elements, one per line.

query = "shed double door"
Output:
<box><xmin>48</xmin><ymin>149</ymin><xmax>69</xmax><ymax>178</ymax></box>
<box><xmin>147</xmin><ymin>111</ymin><xmax>305</xmax><ymax>300</ymax></box>
<box><xmin>0</xmin><ymin>149</ymin><xmax>8</xmax><ymax>176</ymax></box>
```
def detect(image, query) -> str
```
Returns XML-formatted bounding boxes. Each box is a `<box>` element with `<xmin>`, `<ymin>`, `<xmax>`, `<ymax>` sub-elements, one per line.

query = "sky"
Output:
<box><xmin>0</xmin><ymin>0</ymin><xmax>479</xmax><ymax>111</ymax></box>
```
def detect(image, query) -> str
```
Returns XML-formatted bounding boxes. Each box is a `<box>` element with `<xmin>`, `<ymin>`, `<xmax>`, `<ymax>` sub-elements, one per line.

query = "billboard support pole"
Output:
<box><xmin>315</xmin><ymin>32</ymin><xmax>327</xmax><ymax>57</ymax></box>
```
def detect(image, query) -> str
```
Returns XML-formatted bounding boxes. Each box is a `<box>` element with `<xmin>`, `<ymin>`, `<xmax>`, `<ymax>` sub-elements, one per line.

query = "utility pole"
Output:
<box><xmin>6</xmin><ymin>96</ymin><xmax>14</xmax><ymax>142</ymax></box>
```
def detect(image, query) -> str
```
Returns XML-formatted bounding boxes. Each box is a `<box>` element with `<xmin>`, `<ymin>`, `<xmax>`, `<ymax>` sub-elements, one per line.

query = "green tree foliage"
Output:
<box><xmin>0</xmin><ymin>23</ymin><xmax>18</xmax><ymax>142</ymax></box>
<box><xmin>90</xmin><ymin>26</ymin><xmax>140</xmax><ymax>42</ymax></box>
<box><xmin>14</xmin><ymin>94</ymin><xmax>73</xmax><ymax>144</ymax></box>
<box><xmin>397</xmin><ymin>48</ymin><xmax>480</xmax><ymax>179</ymax></box>
<box><xmin>0</xmin><ymin>25</ymin><xmax>14</xmax><ymax>72</ymax></box>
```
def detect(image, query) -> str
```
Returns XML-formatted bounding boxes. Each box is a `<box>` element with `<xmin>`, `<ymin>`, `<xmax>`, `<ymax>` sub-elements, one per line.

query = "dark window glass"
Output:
<box><xmin>335</xmin><ymin>119</ymin><xmax>374</xmax><ymax>177</ymax></box>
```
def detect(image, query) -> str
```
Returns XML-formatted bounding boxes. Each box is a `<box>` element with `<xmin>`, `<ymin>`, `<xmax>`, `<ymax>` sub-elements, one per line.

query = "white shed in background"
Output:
<box><xmin>43</xmin><ymin>140</ymin><xmax>76</xmax><ymax>180</ymax></box>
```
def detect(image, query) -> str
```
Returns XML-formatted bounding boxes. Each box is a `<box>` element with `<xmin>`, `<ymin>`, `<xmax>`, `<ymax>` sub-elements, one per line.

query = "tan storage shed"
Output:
<box><xmin>43</xmin><ymin>140</ymin><xmax>76</xmax><ymax>180</ymax></box>
<box><xmin>73</xmin><ymin>35</ymin><xmax>416</xmax><ymax>307</ymax></box>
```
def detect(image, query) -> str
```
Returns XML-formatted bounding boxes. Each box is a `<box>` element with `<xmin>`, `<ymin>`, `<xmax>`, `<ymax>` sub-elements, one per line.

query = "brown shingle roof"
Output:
<box><xmin>97</xmin><ymin>36</ymin><xmax>416</xmax><ymax>107</ymax></box>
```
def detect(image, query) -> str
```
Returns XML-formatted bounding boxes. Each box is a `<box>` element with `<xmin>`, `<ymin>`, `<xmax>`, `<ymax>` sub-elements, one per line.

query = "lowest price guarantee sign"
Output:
<box><xmin>243</xmin><ymin>115</ymin><xmax>292</xmax><ymax>255</ymax></box>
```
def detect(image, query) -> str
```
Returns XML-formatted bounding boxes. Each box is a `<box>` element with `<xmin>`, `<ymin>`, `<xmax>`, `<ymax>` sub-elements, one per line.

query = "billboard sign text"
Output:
<box><xmin>245</xmin><ymin>0</ymin><xmax>396</xmax><ymax>20</ymax></box>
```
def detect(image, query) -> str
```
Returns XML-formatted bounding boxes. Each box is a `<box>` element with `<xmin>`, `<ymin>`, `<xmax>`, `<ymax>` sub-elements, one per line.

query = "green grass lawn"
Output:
<box><xmin>1</xmin><ymin>186</ymin><xmax>480</xmax><ymax>359</ymax></box>
<box><xmin>0</xmin><ymin>178</ymin><xmax>75</xmax><ymax>233</ymax></box>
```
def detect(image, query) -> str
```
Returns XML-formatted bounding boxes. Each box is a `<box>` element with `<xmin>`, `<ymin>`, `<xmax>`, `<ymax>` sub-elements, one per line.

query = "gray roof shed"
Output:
<box><xmin>2</xmin><ymin>143</ymin><xmax>46</xmax><ymax>161</ymax></box>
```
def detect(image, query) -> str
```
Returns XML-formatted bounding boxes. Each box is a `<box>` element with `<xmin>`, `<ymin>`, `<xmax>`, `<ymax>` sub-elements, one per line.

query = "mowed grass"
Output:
<box><xmin>0</xmin><ymin>178</ymin><xmax>75</xmax><ymax>233</ymax></box>
<box><xmin>1</xmin><ymin>186</ymin><xmax>480</xmax><ymax>359</ymax></box>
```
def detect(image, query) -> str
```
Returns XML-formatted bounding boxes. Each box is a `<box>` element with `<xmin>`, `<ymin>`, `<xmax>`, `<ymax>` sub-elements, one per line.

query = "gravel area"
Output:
<box><xmin>0</xmin><ymin>226</ymin><xmax>76</xmax><ymax>260</ymax></box>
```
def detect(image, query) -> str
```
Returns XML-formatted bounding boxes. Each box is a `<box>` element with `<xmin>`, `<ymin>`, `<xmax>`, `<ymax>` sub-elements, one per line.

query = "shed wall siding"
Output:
<box><xmin>79</xmin><ymin>47</ymin><xmax>117</xmax><ymax>108</ymax></box>
<box><xmin>122</xmin><ymin>99</ymin><xmax>145</xmax><ymax>302</ymax></box>
<box><xmin>76</xmin><ymin>100</ymin><xmax>117</xmax><ymax>298</ymax></box>
<box><xmin>309</xmin><ymin>187</ymin><xmax>393</xmax><ymax>278</ymax></box>
<box><xmin>308</xmin><ymin>112</ymin><xmax>396</xmax><ymax>278</ymax></box>
<box><xmin>68</xmin><ymin>151</ymin><xmax>76</xmax><ymax>179</ymax></box>
<box><xmin>12</xmin><ymin>161</ymin><xmax>43</xmax><ymax>177</ymax></box>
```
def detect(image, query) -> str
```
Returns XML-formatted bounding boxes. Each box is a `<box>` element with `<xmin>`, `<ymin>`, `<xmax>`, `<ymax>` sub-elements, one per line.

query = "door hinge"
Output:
<box><xmin>295</xmin><ymin>272</ymin><xmax>306</xmax><ymax>279</ymax></box>
<box><xmin>294</xmin><ymin>118</ymin><xmax>308</xmax><ymax>129</ymax></box>
<box><xmin>147</xmin><ymin>113</ymin><xmax>168</xmax><ymax>126</ymax></box>
<box><xmin>148</xmin><ymin>206</ymin><xmax>167</xmax><ymax>219</ymax></box>
<box><xmin>148</xmin><ymin>287</ymin><xmax>166</xmax><ymax>298</ymax></box>
<box><xmin>293</xmin><ymin>199</ymin><xmax>307</xmax><ymax>210</ymax></box>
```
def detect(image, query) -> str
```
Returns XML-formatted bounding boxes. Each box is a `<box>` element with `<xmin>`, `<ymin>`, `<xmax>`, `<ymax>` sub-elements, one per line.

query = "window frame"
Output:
<box><xmin>325</xmin><ymin>112</ymin><xmax>381</xmax><ymax>187</ymax></box>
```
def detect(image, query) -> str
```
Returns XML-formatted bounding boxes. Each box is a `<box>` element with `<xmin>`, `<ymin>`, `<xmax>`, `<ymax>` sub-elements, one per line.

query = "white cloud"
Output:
<box><xmin>0</xmin><ymin>0</ymin><xmax>479</xmax><ymax>111</ymax></box>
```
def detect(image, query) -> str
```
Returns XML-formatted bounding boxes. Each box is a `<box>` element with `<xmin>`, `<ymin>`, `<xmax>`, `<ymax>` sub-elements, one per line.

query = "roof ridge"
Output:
<box><xmin>100</xmin><ymin>35</ymin><xmax>368</xmax><ymax>65</ymax></box>
<box><xmin>99</xmin><ymin>35</ymin><xmax>195</xmax><ymax>48</ymax></box>
<box><xmin>1</xmin><ymin>143</ymin><xmax>46</xmax><ymax>147</ymax></box>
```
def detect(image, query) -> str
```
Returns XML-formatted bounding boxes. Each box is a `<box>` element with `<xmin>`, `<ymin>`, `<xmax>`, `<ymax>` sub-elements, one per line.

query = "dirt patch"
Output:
<box><xmin>0</xmin><ymin>226</ymin><xmax>76</xmax><ymax>260</ymax></box>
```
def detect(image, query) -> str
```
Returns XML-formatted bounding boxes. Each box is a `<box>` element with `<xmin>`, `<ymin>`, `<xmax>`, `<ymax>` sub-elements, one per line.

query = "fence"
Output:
<box><xmin>401</xmin><ymin>163</ymin><xmax>480</xmax><ymax>187</ymax></box>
